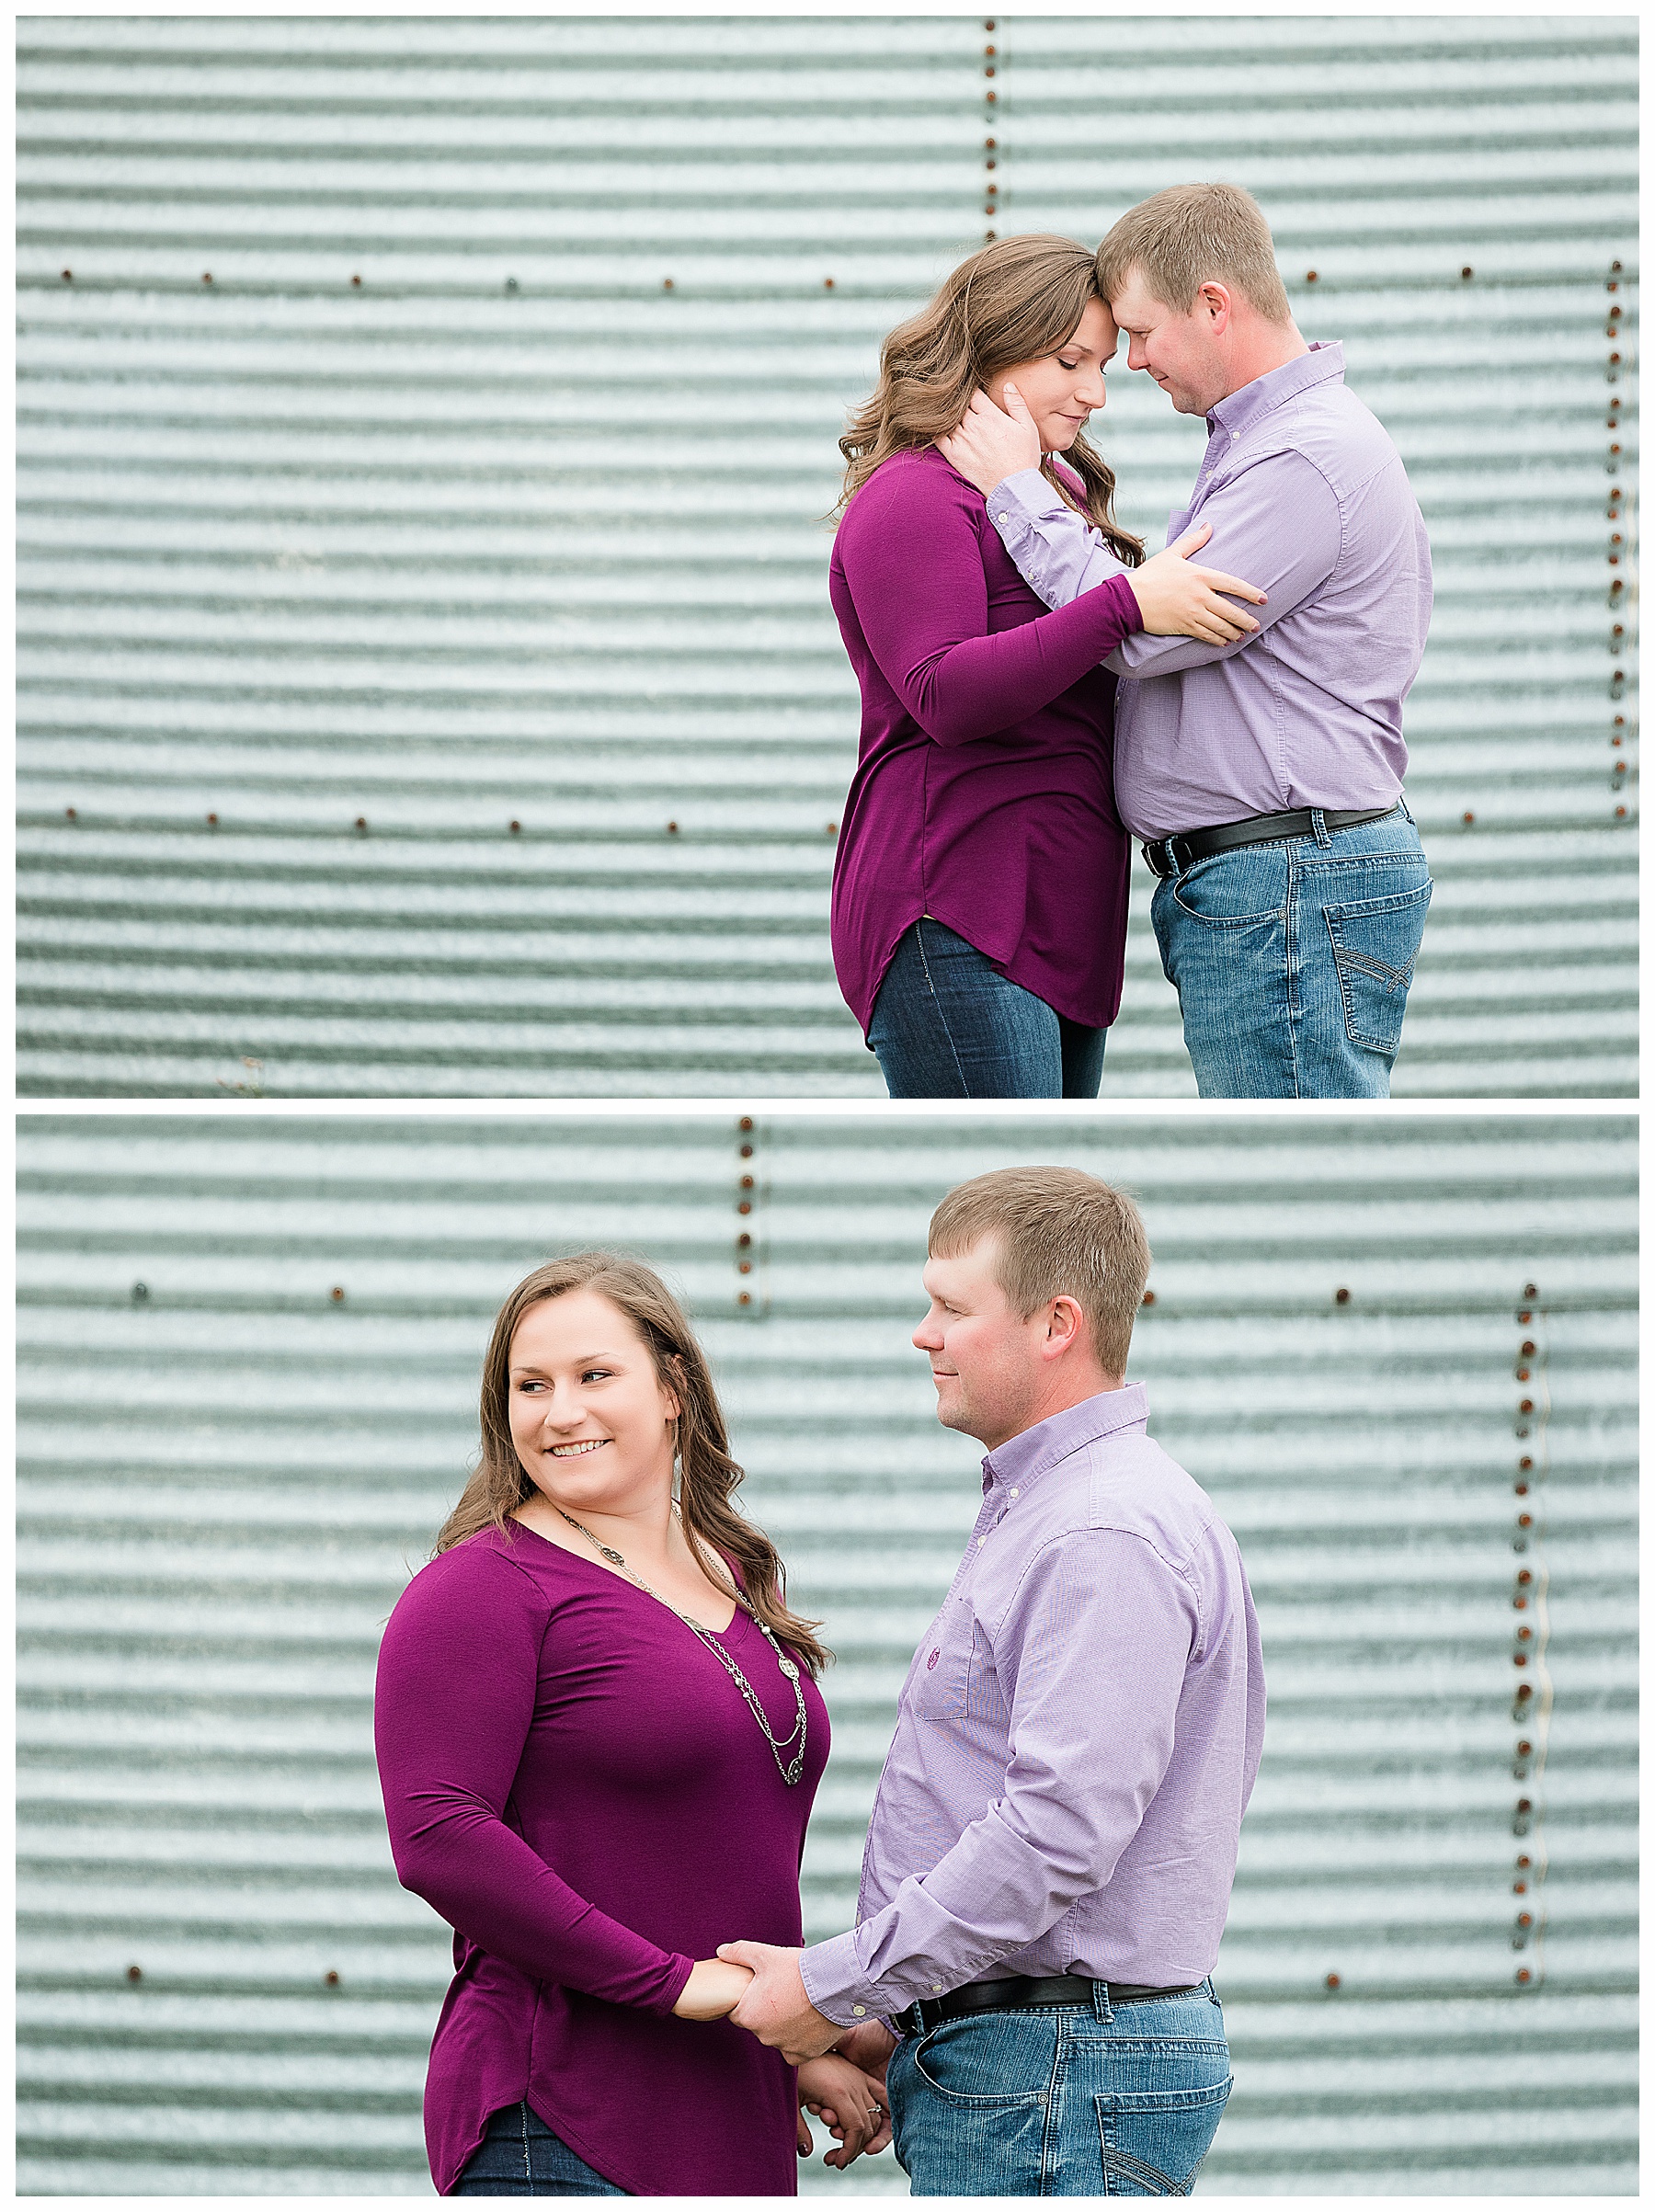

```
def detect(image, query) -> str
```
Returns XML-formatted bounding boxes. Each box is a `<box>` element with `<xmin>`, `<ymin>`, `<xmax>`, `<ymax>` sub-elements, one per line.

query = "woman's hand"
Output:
<box><xmin>796</xmin><ymin>2054</ymin><xmax>893</xmax><ymax>2169</ymax></box>
<box><xmin>671</xmin><ymin>1957</ymin><xmax>754</xmax><ymax>2021</ymax></box>
<box><xmin>1128</xmin><ymin>523</ymin><xmax>1269</xmax><ymax>644</ymax></box>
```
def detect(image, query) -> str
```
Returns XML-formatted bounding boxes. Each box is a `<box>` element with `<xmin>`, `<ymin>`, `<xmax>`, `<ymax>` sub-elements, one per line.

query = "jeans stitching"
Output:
<box><xmin>913</xmin><ymin>919</ymin><xmax>974</xmax><ymax>1096</ymax></box>
<box><xmin>519</xmin><ymin>2100</ymin><xmax>531</xmax><ymax>2183</ymax></box>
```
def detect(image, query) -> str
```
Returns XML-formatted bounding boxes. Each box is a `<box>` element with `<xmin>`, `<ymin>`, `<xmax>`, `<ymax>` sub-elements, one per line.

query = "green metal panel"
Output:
<box><xmin>15</xmin><ymin>1111</ymin><xmax>1638</xmax><ymax>2193</ymax></box>
<box><xmin>15</xmin><ymin>15</ymin><xmax>1638</xmax><ymax>1097</ymax></box>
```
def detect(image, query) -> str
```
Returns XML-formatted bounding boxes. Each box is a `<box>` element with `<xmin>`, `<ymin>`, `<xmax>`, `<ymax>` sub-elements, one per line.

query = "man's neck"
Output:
<box><xmin>1219</xmin><ymin>319</ymin><xmax>1310</xmax><ymax>404</ymax></box>
<box><xmin>983</xmin><ymin>1373</ymin><xmax>1124</xmax><ymax>1454</ymax></box>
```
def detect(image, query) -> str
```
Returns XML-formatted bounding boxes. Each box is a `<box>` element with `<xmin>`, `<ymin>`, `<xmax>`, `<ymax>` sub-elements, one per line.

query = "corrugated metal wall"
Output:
<box><xmin>16</xmin><ymin>16</ymin><xmax>1638</xmax><ymax>1099</ymax></box>
<box><xmin>16</xmin><ymin>1110</ymin><xmax>1637</xmax><ymax>2195</ymax></box>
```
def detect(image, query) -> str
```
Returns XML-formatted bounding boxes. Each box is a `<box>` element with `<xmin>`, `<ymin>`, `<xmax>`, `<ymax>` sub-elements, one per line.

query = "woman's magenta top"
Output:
<box><xmin>828</xmin><ymin>445</ymin><xmax>1143</xmax><ymax>1032</ymax></box>
<box><xmin>374</xmin><ymin>1522</ymin><xmax>830</xmax><ymax>2196</ymax></box>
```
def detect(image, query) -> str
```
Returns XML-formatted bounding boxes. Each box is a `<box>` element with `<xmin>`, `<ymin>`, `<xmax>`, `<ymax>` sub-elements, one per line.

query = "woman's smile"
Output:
<box><xmin>547</xmin><ymin>1436</ymin><xmax>610</xmax><ymax>1458</ymax></box>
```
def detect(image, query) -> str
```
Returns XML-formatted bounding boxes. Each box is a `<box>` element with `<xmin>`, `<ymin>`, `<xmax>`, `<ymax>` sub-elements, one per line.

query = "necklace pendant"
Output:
<box><xmin>777</xmin><ymin>1657</ymin><xmax>799</xmax><ymax>1681</ymax></box>
<box><xmin>599</xmin><ymin>1545</ymin><xmax>626</xmax><ymax>1566</ymax></box>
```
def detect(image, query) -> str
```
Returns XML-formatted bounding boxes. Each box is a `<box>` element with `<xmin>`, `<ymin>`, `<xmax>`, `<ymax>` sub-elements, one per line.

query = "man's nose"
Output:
<box><xmin>912</xmin><ymin>1313</ymin><xmax>941</xmax><ymax>1351</ymax></box>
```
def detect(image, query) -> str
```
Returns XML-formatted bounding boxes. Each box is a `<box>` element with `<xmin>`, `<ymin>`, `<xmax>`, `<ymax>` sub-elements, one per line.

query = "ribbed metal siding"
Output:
<box><xmin>15</xmin><ymin>16</ymin><xmax>1638</xmax><ymax>1099</ymax></box>
<box><xmin>16</xmin><ymin>1110</ymin><xmax>1637</xmax><ymax>2195</ymax></box>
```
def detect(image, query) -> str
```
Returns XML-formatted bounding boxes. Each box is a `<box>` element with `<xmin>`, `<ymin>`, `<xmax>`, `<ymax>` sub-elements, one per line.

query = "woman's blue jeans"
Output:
<box><xmin>887</xmin><ymin>1983</ymin><xmax>1232</xmax><ymax>2196</ymax></box>
<box><xmin>1150</xmin><ymin>804</ymin><xmax>1432</xmax><ymax>1098</ymax></box>
<box><xmin>454</xmin><ymin>2102</ymin><xmax>626</xmax><ymax>2196</ymax></box>
<box><xmin>868</xmin><ymin>918</ymin><xmax>1108</xmax><ymax>1099</ymax></box>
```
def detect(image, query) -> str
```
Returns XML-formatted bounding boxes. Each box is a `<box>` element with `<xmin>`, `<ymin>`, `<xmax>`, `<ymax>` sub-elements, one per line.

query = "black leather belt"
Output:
<box><xmin>894</xmin><ymin>1975</ymin><xmax>1201</xmax><ymax>2037</ymax></box>
<box><xmin>1141</xmin><ymin>804</ymin><xmax>1398</xmax><ymax>881</ymax></box>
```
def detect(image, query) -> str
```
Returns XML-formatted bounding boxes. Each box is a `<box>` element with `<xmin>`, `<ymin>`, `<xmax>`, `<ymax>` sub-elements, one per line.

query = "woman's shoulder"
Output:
<box><xmin>392</xmin><ymin>1522</ymin><xmax>553</xmax><ymax>1620</ymax></box>
<box><xmin>837</xmin><ymin>445</ymin><xmax>983</xmax><ymax>558</ymax></box>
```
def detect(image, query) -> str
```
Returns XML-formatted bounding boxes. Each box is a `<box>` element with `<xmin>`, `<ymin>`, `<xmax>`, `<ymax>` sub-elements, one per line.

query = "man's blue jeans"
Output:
<box><xmin>1150</xmin><ymin>804</ymin><xmax>1432</xmax><ymax>1098</ymax></box>
<box><xmin>887</xmin><ymin>1983</ymin><xmax>1232</xmax><ymax>2196</ymax></box>
<box><xmin>868</xmin><ymin>918</ymin><xmax>1108</xmax><ymax>1099</ymax></box>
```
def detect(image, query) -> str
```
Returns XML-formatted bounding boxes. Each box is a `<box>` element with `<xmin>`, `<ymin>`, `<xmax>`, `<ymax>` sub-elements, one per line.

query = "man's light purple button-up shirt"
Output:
<box><xmin>989</xmin><ymin>343</ymin><xmax>1433</xmax><ymax>840</ymax></box>
<box><xmin>799</xmin><ymin>1386</ymin><xmax>1264</xmax><ymax>2025</ymax></box>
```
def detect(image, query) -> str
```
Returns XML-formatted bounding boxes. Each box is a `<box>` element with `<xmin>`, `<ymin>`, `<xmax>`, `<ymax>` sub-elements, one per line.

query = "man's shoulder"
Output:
<box><xmin>1263</xmin><ymin>378</ymin><xmax>1406</xmax><ymax>499</ymax></box>
<box><xmin>1044</xmin><ymin>1431</ymin><xmax>1224</xmax><ymax>1573</ymax></box>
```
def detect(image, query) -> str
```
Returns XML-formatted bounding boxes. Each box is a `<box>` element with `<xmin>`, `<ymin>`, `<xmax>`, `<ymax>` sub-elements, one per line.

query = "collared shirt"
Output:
<box><xmin>799</xmin><ymin>1386</ymin><xmax>1265</xmax><ymax>2027</ymax></box>
<box><xmin>988</xmin><ymin>343</ymin><xmax>1433</xmax><ymax>840</ymax></box>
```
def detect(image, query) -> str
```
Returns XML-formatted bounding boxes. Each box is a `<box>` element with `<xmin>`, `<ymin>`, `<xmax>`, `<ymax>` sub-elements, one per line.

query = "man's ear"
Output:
<box><xmin>1198</xmin><ymin>280</ymin><xmax>1233</xmax><ymax>333</ymax></box>
<box><xmin>1043</xmin><ymin>1294</ymin><xmax>1086</xmax><ymax>1358</ymax></box>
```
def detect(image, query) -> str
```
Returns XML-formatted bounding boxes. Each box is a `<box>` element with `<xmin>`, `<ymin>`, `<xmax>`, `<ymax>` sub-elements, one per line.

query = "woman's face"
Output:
<box><xmin>988</xmin><ymin>296</ymin><xmax>1116</xmax><ymax>451</ymax></box>
<box><xmin>507</xmin><ymin>1288</ymin><xmax>680</xmax><ymax>1517</ymax></box>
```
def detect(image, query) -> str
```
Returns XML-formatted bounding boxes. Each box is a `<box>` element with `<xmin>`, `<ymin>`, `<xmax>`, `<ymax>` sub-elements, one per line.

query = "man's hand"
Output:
<box><xmin>718</xmin><ymin>1940</ymin><xmax>841</xmax><ymax>2060</ymax></box>
<box><xmin>936</xmin><ymin>382</ymin><xmax>1042</xmax><ymax>496</ymax></box>
<box><xmin>833</xmin><ymin>2019</ymin><xmax>897</xmax><ymax>2089</ymax></box>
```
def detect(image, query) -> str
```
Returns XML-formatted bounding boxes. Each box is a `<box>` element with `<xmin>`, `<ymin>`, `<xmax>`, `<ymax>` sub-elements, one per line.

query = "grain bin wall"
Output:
<box><xmin>16</xmin><ymin>1111</ymin><xmax>1637</xmax><ymax>2194</ymax></box>
<box><xmin>16</xmin><ymin>15</ymin><xmax>1638</xmax><ymax>1097</ymax></box>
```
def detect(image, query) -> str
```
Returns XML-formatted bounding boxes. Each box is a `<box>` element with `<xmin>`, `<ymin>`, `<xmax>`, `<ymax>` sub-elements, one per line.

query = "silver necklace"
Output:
<box><xmin>554</xmin><ymin>1506</ymin><xmax>808</xmax><ymax>1787</ymax></box>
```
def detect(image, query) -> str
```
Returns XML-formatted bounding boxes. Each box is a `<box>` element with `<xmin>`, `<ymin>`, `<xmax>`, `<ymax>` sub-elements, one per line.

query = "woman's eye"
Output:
<box><xmin>1057</xmin><ymin>359</ymin><xmax>1079</xmax><ymax>371</ymax></box>
<box><xmin>581</xmin><ymin>1367</ymin><xmax>613</xmax><ymax>1384</ymax></box>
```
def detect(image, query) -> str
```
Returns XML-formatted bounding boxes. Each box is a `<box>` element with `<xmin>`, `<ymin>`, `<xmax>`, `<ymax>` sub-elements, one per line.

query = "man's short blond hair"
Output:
<box><xmin>929</xmin><ymin>1166</ymin><xmax>1152</xmax><ymax>1378</ymax></box>
<box><xmin>1097</xmin><ymin>181</ymin><xmax>1292</xmax><ymax>325</ymax></box>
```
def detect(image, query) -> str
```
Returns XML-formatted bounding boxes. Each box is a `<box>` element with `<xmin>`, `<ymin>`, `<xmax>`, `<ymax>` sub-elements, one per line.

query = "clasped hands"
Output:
<box><xmin>672</xmin><ymin>1943</ymin><xmax>896</xmax><ymax>2168</ymax></box>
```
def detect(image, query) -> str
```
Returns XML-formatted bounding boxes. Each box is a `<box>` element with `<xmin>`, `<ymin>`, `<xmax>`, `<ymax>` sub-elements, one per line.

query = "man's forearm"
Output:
<box><xmin>987</xmin><ymin>467</ymin><xmax>1128</xmax><ymax>610</ymax></box>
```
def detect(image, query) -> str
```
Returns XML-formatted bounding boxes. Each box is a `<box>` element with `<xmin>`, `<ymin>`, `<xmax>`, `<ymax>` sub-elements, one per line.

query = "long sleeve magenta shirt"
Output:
<box><xmin>374</xmin><ymin>1523</ymin><xmax>829</xmax><ymax>2195</ymax></box>
<box><xmin>828</xmin><ymin>445</ymin><xmax>1144</xmax><ymax>1034</ymax></box>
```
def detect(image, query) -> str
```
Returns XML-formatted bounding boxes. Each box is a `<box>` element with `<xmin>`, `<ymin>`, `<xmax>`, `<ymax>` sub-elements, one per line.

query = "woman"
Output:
<box><xmin>374</xmin><ymin>1253</ymin><xmax>888</xmax><ymax>2195</ymax></box>
<box><xmin>829</xmin><ymin>233</ymin><xmax>1265</xmax><ymax>1098</ymax></box>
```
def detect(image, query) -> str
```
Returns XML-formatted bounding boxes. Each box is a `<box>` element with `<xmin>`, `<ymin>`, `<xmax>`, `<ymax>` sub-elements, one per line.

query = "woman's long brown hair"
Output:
<box><xmin>838</xmin><ymin>232</ymin><xmax>1144</xmax><ymax>566</ymax></box>
<box><xmin>436</xmin><ymin>1251</ymin><xmax>830</xmax><ymax>1677</ymax></box>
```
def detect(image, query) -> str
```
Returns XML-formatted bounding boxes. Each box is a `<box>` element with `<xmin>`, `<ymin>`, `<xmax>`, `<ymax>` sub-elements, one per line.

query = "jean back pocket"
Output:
<box><xmin>1323</xmin><ymin>878</ymin><xmax>1432</xmax><ymax>1055</ymax></box>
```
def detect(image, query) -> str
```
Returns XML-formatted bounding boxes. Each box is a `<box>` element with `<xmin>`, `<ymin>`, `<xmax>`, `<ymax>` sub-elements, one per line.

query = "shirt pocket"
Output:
<box><xmin>909</xmin><ymin>1595</ymin><xmax>976</xmax><ymax>1724</ymax></box>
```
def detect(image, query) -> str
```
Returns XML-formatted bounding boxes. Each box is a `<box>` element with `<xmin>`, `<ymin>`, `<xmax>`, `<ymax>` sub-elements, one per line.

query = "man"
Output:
<box><xmin>939</xmin><ymin>183</ymin><xmax>1434</xmax><ymax>1100</ymax></box>
<box><xmin>721</xmin><ymin>1166</ymin><xmax>1264</xmax><ymax>2195</ymax></box>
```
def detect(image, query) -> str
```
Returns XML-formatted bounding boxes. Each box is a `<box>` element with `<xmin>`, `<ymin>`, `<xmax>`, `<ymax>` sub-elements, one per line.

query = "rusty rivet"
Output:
<box><xmin>350</xmin><ymin>275</ymin><xmax>361</xmax><ymax>287</ymax></box>
<box><xmin>984</xmin><ymin>43</ymin><xmax>996</xmax><ymax>54</ymax></box>
<box><xmin>355</xmin><ymin>815</ymin><xmax>367</xmax><ymax>831</ymax></box>
<box><xmin>737</xmin><ymin>1261</ymin><xmax>751</xmax><ymax>1274</ymax></box>
<box><xmin>61</xmin><ymin>268</ymin><xmax>73</xmax><ymax>281</ymax></box>
<box><xmin>325</xmin><ymin>1968</ymin><xmax>340</xmax><ymax>1985</ymax></box>
<box><xmin>508</xmin><ymin>819</ymin><xmax>520</xmax><ymax>833</ymax></box>
<box><xmin>737</xmin><ymin>1292</ymin><xmax>751</xmax><ymax>1306</ymax></box>
<box><xmin>985</xmin><ymin>136</ymin><xmax>997</xmax><ymax>149</ymax></box>
<box><xmin>1324</xmin><ymin>1973</ymin><xmax>1341</xmax><ymax>1990</ymax></box>
<box><xmin>1461</xmin><ymin>266</ymin><xmax>1473</xmax><ymax>279</ymax></box>
<box><xmin>740</xmin><ymin>1174</ymin><xmax>755</xmax><ymax>1190</ymax></box>
<box><xmin>737</xmin><ymin>1201</ymin><xmax>751</xmax><ymax>1216</ymax></box>
<box><xmin>1462</xmin><ymin>810</ymin><xmax>1475</xmax><ymax>826</ymax></box>
<box><xmin>1517</xmin><ymin>1512</ymin><xmax>1533</xmax><ymax>1529</ymax></box>
<box><xmin>1334</xmin><ymin>1286</ymin><xmax>1351</xmax><ymax>1305</ymax></box>
<box><xmin>127</xmin><ymin>1965</ymin><xmax>143</xmax><ymax>1982</ymax></box>
<box><xmin>986</xmin><ymin>89</ymin><xmax>996</xmax><ymax>102</ymax></box>
<box><xmin>1516</xmin><ymin>1569</ymin><xmax>1533</xmax><ymax>1586</ymax></box>
<box><xmin>738</xmin><ymin>1116</ymin><xmax>754</xmax><ymax>1132</ymax></box>
<box><xmin>202</xmin><ymin>272</ymin><xmax>213</xmax><ymax>284</ymax></box>
<box><xmin>1514</xmin><ymin>1682</ymin><xmax>1533</xmax><ymax>1701</ymax></box>
<box><xmin>662</xmin><ymin>278</ymin><xmax>674</xmax><ymax>290</ymax></box>
<box><xmin>1513</xmin><ymin>1878</ymin><xmax>1527</xmax><ymax>1893</ymax></box>
<box><xmin>1520</xmin><ymin>1340</ymin><xmax>1535</xmax><ymax>1356</ymax></box>
<box><xmin>330</xmin><ymin>1286</ymin><xmax>345</xmax><ymax>1303</ymax></box>
<box><xmin>1516</xmin><ymin>1739</ymin><xmax>1533</xmax><ymax>1755</ymax></box>
<box><xmin>986</xmin><ymin>158</ymin><xmax>997</xmax><ymax>171</ymax></box>
<box><xmin>1514</xmin><ymin>1481</ymin><xmax>1528</xmax><ymax>1495</ymax></box>
<box><xmin>824</xmin><ymin>278</ymin><xmax>835</xmax><ymax>290</ymax></box>
<box><xmin>1512</xmin><ymin>1654</ymin><xmax>1526</xmax><ymax>1668</ymax></box>
<box><xmin>206</xmin><ymin>811</ymin><xmax>219</xmax><ymax>827</ymax></box>
<box><xmin>1516</xmin><ymin>1853</ymin><xmax>1531</xmax><ymax>1869</ymax></box>
<box><xmin>1609</xmin><ymin>442</ymin><xmax>1622</xmax><ymax>455</ymax></box>
<box><xmin>1523</xmin><ymin>1284</ymin><xmax>1537</xmax><ymax>1299</ymax></box>
<box><xmin>984</xmin><ymin>64</ymin><xmax>995</xmax><ymax>76</ymax></box>
<box><xmin>737</xmin><ymin>1232</ymin><xmax>752</xmax><ymax>1249</ymax></box>
<box><xmin>1515</xmin><ymin>1625</ymin><xmax>1532</xmax><ymax>1641</ymax></box>
<box><xmin>667</xmin><ymin>820</ymin><xmax>679</xmax><ymax>834</ymax></box>
<box><xmin>1141</xmin><ymin>1289</ymin><xmax>1156</xmax><ymax>1306</ymax></box>
<box><xmin>1515</xmin><ymin>1798</ymin><xmax>1532</xmax><ymax>1815</ymax></box>
<box><xmin>65</xmin><ymin>805</ymin><xmax>77</xmax><ymax>819</ymax></box>
<box><xmin>1515</xmin><ymin>1967</ymin><xmax>1532</xmax><ymax>1984</ymax></box>
<box><xmin>1615</xmin><ymin>804</ymin><xmax>1627</xmax><ymax>817</ymax></box>
<box><xmin>1609</xmin><ymin>352</ymin><xmax>1622</xmax><ymax>366</ymax></box>
<box><xmin>1305</xmin><ymin>269</ymin><xmax>1318</xmax><ymax>283</ymax></box>
<box><xmin>1516</xmin><ymin>1912</ymin><xmax>1533</xmax><ymax>1929</ymax></box>
<box><xmin>739</xmin><ymin>1146</ymin><xmax>753</xmax><ymax>1159</ymax></box>
<box><xmin>826</xmin><ymin>821</ymin><xmax>838</xmax><ymax>836</ymax></box>
<box><xmin>1611</xmin><ymin>259</ymin><xmax>1622</xmax><ymax>272</ymax></box>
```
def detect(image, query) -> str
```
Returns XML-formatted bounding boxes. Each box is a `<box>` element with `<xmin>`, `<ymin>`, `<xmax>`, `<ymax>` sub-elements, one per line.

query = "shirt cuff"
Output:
<box><xmin>986</xmin><ymin>466</ymin><xmax>1056</xmax><ymax>531</ymax></box>
<box><xmin>799</xmin><ymin>1930</ymin><xmax>875</xmax><ymax>2028</ymax></box>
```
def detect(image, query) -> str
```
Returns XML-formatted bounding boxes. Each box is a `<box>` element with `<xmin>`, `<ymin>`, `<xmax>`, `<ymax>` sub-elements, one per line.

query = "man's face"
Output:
<box><xmin>1108</xmin><ymin>267</ymin><xmax>1229</xmax><ymax>417</ymax></box>
<box><xmin>912</xmin><ymin>1235</ymin><xmax>1044</xmax><ymax>1450</ymax></box>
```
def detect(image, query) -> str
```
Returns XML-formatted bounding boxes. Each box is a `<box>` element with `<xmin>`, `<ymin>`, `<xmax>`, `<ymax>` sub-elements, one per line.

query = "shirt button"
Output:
<box><xmin>932</xmin><ymin>1984</ymin><xmax>943</xmax><ymax>1993</ymax></box>
<box><xmin>976</xmin><ymin>1535</ymin><xmax>986</xmax><ymax>1545</ymax></box>
<box><xmin>998</xmin><ymin>512</ymin><xmax>1010</xmax><ymax>523</ymax></box>
<box><xmin>1010</xmin><ymin>1488</ymin><xmax>1019</xmax><ymax>1498</ymax></box>
<box><xmin>852</xmin><ymin>2005</ymin><xmax>866</xmax><ymax>2017</ymax></box>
